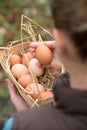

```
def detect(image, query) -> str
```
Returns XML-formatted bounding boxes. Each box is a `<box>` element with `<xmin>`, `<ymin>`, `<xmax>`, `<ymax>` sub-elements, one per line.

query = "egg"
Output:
<box><xmin>36</xmin><ymin>44</ymin><xmax>53</xmax><ymax>65</ymax></box>
<box><xmin>9</xmin><ymin>54</ymin><xmax>21</xmax><ymax>67</ymax></box>
<box><xmin>11</xmin><ymin>64</ymin><xmax>29</xmax><ymax>79</ymax></box>
<box><xmin>22</xmin><ymin>52</ymin><xmax>33</xmax><ymax>66</ymax></box>
<box><xmin>38</xmin><ymin>91</ymin><xmax>53</xmax><ymax>100</ymax></box>
<box><xmin>28</xmin><ymin>58</ymin><xmax>44</xmax><ymax>77</ymax></box>
<box><xmin>18</xmin><ymin>74</ymin><xmax>33</xmax><ymax>88</ymax></box>
<box><xmin>25</xmin><ymin>83</ymin><xmax>45</xmax><ymax>98</ymax></box>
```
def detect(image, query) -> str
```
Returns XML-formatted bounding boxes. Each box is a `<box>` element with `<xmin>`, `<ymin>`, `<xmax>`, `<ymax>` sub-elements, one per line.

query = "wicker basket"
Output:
<box><xmin>0</xmin><ymin>15</ymin><xmax>65</xmax><ymax>108</ymax></box>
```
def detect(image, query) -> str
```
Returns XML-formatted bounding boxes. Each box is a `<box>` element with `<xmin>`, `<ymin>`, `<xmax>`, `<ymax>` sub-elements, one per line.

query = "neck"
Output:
<box><xmin>66</xmin><ymin>60</ymin><xmax>87</xmax><ymax>90</ymax></box>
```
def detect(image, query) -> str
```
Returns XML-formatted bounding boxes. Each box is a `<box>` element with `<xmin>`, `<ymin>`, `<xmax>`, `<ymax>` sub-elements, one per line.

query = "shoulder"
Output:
<box><xmin>53</xmin><ymin>72</ymin><xmax>70</xmax><ymax>102</ymax></box>
<box><xmin>53</xmin><ymin>72</ymin><xmax>70</xmax><ymax>88</ymax></box>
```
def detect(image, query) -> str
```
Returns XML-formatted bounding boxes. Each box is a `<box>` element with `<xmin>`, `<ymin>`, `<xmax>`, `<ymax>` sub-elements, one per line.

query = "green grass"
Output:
<box><xmin>34</xmin><ymin>0</ymin><xmax>52</xmax><ymax>7</ymax></box>
<box><xmin>0</xmin><ymin>81</ymin><xmax>16</xmax><ymax>117</ymax></box>
<box><xmin>0</xmin><ymin>86</ymin><xmax>9</xmax><ymax>99</ymax></box>
<box><xmin>0</xmin><ymin>0</ymin><xmax>25</xmax><ymax>13</ymax></box>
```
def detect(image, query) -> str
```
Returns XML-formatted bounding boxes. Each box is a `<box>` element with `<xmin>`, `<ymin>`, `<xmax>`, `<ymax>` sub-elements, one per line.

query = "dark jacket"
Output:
<box><xmin>12</xmin><ymin>73</ymin><xmax>87</xmax><ymax>130</ymax></box>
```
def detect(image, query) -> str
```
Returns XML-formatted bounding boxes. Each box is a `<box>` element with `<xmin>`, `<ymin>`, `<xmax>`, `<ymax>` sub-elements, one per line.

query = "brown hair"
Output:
<box><xmin>51</xmin><ymin>0</ymin><xmax>87</xmax><ymax>60</ymax></box>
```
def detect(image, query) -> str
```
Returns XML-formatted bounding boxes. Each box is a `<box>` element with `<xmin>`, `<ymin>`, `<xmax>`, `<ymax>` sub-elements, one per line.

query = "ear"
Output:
<box><xmin>53</xmin><ymin>28</ymin><xmax>67</xmax><ymax>54</ymax></box>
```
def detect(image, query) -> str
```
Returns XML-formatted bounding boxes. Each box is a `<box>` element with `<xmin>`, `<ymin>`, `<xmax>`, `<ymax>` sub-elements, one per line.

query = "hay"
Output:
<box><xmin>0</xmin><ymin>15</ymin><xmax>65</xmax><ymax>108</ymax></box>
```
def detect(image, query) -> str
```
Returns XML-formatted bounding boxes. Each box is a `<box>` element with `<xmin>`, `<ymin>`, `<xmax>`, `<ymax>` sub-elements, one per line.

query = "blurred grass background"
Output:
<box><xmin>0</xmin><ymin>0</ymin><xmax>53</xmax><ymax>122</ymax></box>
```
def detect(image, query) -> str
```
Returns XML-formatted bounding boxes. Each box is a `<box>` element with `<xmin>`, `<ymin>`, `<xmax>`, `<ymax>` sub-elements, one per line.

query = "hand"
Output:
<box><xmin>29</xmin><ymin>41</ymin><xmax>55</xmax><ymax>57</ymax></box>
<box><xmin>29</xmin><ymin>41</ymin><xmax>63</xmax><ymax>68</ymax></box>
<box><xmin>6</xmin><ymin>79</ymin><xmax>28</xmax><ymax>112</ymax></box>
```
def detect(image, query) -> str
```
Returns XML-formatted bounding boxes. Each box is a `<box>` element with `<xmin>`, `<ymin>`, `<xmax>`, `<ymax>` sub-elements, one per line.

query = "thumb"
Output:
<box><xmin>5</xmin><ymin>78</ymin><xmax>16</xmax><ymax>97</ymax></box>
<box><xmin>5</xmin><ymin>78</ymin><xmax>28</xmax><ymax>112</ymax></box>
<box><xmin>44</xmin><ymin>41</ymin><xmax>55</xmax><ymax>49</ymax></box>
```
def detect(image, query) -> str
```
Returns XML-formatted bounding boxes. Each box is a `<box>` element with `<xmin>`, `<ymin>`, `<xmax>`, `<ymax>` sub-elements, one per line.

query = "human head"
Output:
<box><xmin>51</xmin><ymin>0</ymin><xmax>87</xmax><ymax>63</ymax></box>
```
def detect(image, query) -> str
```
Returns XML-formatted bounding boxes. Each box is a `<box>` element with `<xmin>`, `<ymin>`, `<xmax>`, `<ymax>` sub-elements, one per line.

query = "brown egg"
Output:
<box><xmin>38</xmin><ymin>91</ymin><xmax>53</xmax><ymax>100</ymax></box>
<box><xmin>36</xmin><ymin>44</ymin><xmax>53</xmax><ymax>65</ymax></box>
<box><xmin>25</xmin><ymin>83</ymin><xmax>45</xmax><ymax>98</ymax></box>
<box><xmin>9</xmin><ymin>54</ymin><xmax>21</xmax><ymax>67</ymax></box>
<box><xmin>22</xmin><ymin>52</ymin><xmax>33</xmax><ymax>66</ymax></box>
<box><xmin>11</xmin><ymin>64</ymin><xmax>29</xmax><ymax>79</ymax></box>
<box><xmin>18</xmin><ymin>74</ymin><xmax>33</xmax><ymax>88</ymax></box>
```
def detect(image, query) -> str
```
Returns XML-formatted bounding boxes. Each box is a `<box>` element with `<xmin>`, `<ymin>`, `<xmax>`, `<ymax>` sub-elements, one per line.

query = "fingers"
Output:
<box><xmin>6</xmin><ymin>78</ymin><xmax>28</xmax><ymax>112</ymax></box>
<box><xmin>29</xmin><ymin>42</ymin><xmax>40</xmax><ymax>48</ymax></box>
<box><xmin>29</xmin><ymin>41</ymin><xmax>55</xmax><ymax>57</ymax></box>
<box><xmin>29</xmin><ymin>41</ymin><xmax>58</xmax><ymax>68</ymax></box>
<box><xmin>5</xmin><ymin>79</ymin><xmax>16</xmax><ymax>97</ymax></box>
<box><xmin>10</xmin><ymin>94</ymin><xmax>28</xmax><ymax>112</ymax></box>
<box><xmin>44</xmin><ymin>41</ymin><xmax>55</xmax><ymax>49</ymax></box>
<box><xmin>29</xmin><ymin>41</ymin><xmax>55</xmax><ymax>49</ymax></box>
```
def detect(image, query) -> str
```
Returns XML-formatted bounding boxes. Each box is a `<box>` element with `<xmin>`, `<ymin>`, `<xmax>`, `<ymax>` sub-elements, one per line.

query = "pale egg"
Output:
<box><xmin>28</xmin><ymin>58</ymin><xmax>44</xmax><ymax>77</ymax></box>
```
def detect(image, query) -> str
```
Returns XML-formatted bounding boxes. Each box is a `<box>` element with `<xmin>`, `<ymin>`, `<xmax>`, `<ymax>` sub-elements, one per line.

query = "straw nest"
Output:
<box><xmin>0</xmin><ymin>15</ymin><xmax>66</xmax><ymax>108</ymax></box>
